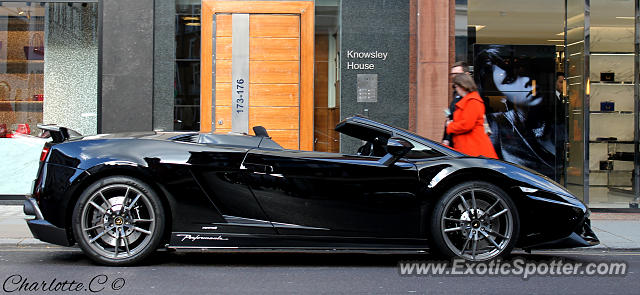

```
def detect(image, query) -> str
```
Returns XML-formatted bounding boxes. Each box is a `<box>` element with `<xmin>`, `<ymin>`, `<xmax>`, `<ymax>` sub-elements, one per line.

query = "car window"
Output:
<box><xmin>348</xmin><ymin>136</ymin><xmax>444</xmax><ymax>160</ymax></box>
<box><xmin>403</xmin><ymin>137</ymin><xmax>445</xmax><ymax>159</ymax></box>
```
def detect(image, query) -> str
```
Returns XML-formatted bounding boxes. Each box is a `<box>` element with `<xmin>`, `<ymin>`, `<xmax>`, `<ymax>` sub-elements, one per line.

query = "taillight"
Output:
<box><xmin>40</xmin><ymin>147</ymin><xmax>50</xmax><ymax>162</ymax></box>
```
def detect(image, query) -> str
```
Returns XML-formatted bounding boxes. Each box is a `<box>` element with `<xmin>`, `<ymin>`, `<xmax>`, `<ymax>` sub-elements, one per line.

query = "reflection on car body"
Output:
<box><xmin>24</xmin><ymin>117</ymin><xmax>598</xmax><ymax>265</ymax></box>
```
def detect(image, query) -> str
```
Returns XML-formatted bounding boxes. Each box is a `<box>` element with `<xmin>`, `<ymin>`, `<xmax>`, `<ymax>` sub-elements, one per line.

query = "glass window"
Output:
<box><xmin>457</xmin><ymin>0</ymin><xmax>566</xmax><ymax>183</ymax></box>
<box><xmin>565</xmin><ymin>0</ymin><xmax>586</xmax><ymax>202</ymax></box>
<box><xmin>587</xmin><ymin>0</ymin><xmax>637</xmax><ymax>208</ymax></box>
<box><xmin>0</xmin><ymin>2</ymin><xmax>98</xmax><ymax>137</ymax></box>
<box><xmin>0</xmin><ymin>3</ymin><xmax>45</xmax><ymax>138</ymax></box>
<box><xmin>314</xmin><ymin>0</ymin><xmax>340</xmax><ymax>153</ymax></box>
<box><xmin>174</xmin><ymin>0</ymin><xmax>201</xmax><ymax>131</ymax></box>
<box><xmin>404</xmin><ymin>138</ymin><xmax>445</xmax><ymax>159</ymax></box>
<box><xmin>0</xmin><ymin>1</ymin><xmax>98</xmax><ymax>195</ymax></box>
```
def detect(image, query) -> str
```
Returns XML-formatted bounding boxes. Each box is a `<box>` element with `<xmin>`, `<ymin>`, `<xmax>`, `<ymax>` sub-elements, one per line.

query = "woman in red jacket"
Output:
<box><xmin>446</xmin><ymin>74</ymin><xmax>498</xmax><ymax>159</ymax></box>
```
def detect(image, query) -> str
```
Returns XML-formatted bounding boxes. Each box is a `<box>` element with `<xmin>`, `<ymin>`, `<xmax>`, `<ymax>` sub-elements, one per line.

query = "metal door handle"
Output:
<box><xmin>241</xmin><ymin>163</ymin><xmax>273</xmax><ymax>174</ymax></box>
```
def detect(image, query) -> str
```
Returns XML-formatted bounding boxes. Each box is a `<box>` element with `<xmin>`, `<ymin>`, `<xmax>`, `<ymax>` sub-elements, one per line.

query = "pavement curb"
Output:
<box><xmin>538</xmin><ymin>246</ymin><xmax>640</xmax><ymax>252</ymax></box>
<box><xmin>0</xmin><ymin>238</ymin><xmax>46</xmax><ymax>247</ymax></box>
<box><xmin>0</xmin><ymin>200</ymin><xmax>25</xmax><ymax>206</ymax></box>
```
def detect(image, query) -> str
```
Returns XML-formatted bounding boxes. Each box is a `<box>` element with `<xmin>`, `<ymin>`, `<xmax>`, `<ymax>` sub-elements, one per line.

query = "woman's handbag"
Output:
<box><xmin>483</xmin><ymin>115</ymin><xmax>492</xmax><ymax>135</ymax></box>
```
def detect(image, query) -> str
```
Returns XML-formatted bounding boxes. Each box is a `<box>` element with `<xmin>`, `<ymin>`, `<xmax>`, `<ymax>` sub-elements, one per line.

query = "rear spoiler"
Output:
<box><xmin>37</xmin><ymin>124</ymin><xmax>82</xmax><ymax>143</ymax></box>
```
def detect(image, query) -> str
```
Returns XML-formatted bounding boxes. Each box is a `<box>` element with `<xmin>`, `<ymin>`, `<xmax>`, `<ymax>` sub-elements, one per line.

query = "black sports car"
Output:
<box><xmin>24</xmin><ymin>116</ymin><xmax>598</xmax><ymax>265</ymax></box>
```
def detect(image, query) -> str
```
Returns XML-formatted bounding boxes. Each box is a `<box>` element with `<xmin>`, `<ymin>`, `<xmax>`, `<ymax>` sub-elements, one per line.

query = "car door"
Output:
<box><xmin>188</xmin><ymin>143</ymin><xmax>277</xmax><ymax>235</ymax></box>
<box><xmin>241</xmin><ymin>148</ymin><xmax>422</xmax><ymax>238</ymax></box>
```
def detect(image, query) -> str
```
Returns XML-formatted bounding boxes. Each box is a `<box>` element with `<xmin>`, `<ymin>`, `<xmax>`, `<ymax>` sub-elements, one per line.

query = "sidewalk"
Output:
<box><xmin>589</xmin><ymin>213</ymin><xmax>640</xmax><ymax>250</ymax></box>
<box><xmin>0</xmin><ymin>205</ymin><xmax>42</xmax><ymax>246</ymax></box>
<box><xmin>1</xmin><ymin>205</ymin><xmax>639</xmax><ymax>250</ymax></box>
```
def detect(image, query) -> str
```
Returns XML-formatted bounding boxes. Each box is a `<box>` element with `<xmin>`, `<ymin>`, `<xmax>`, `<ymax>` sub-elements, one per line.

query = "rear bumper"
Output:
<box><xmin>529</xmin><ymin>218</ymin><xmax>599</xmax><ymax>249</ymax></box>
<box><xmin>23</xmin><ymin>197</ymin><xmax>73</xmax><ymax>247</ymax></box>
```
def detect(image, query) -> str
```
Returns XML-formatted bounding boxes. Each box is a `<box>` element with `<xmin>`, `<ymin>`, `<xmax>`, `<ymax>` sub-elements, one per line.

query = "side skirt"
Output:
<box><xmin>168</xmin><ymin>232</ymin><xmax>428</xmax><ymax>250</ymax></box>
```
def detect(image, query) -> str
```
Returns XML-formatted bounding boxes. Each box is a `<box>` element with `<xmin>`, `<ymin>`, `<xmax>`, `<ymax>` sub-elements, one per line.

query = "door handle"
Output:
<box><xmin>263</xmin><ymin>165</ymin><xmax>274</xmax><ymax>174</ymax></box>
<box><xmin>241</xmin><ymin>163</ymin><xmax>273</xmax><ymax>174</ymax></box>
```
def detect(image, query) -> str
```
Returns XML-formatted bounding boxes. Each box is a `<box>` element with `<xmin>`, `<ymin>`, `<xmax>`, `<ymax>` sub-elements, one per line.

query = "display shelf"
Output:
<box><xmin>589</xmin><ymin>141</ymin><xmax>635</xmax><ymax>196</ymax></box>
<box><xmin>0</xmin><ymin>59</ymin><xmax>44</xmax><ymax>62</ymax></box>
<box><xmin>0</xmin><ymin>60</ymin><xmax>44</xmax><ymax>74</ymax></box>
<box><xmin>589</xmin><ymin>33</ymin><xmax>637</xmax><ymax>207</ymax></box>
<box><xmin>589</xmin><ymin>140</ymin><xmax>634</xmax><ymax>144</ymax></box>
<box><xmin>590</xmin><ymin>81</ymin><xmax>634</xmax><ymax>85</ymax></box>
<box><xmin>0</xmin><ymin>101</ymin><xmax>43</xmax><ymax>112</ymax></box>
<box><xmin>0</xmin><ymin>100</ymin><xmax>43</xmax><ymax>103</ymax></box>
<box><xmin>590</xmin><ymin>52</ymin><xmax>634</xmax><ymax>55</ymax></box>
<box><xmin>590</xmin><ymin>110</ymin><xmax>633</xmax><ymax>114</ymax></box>
<box><xmin>0</xmin><ymin>101</ymin><xmax>44</xmax><ymax>106</ymax></box>
<box><xmin>609</xmin><ymin>187</ymin><xmax>634</xmax><ymax>195</ymax></box>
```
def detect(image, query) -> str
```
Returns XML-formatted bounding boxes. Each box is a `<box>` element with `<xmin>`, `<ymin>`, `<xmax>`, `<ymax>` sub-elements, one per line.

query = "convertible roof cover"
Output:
<box><xmin>336</xmin><ymin>116</ymin><xmax>463</xmax><ymax>157</ymax></box>
<box><xmin>334</xmin><ymin>116</ymin><xmax>393</xmax><ymax>142</ymax></box>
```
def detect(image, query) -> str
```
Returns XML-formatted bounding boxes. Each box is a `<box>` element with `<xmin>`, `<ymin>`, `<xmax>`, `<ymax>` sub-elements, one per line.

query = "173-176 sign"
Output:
<box><xmin>231</xmin><ymin>14</ymin><xmax>249</xmax><ymax>134</ymax></box>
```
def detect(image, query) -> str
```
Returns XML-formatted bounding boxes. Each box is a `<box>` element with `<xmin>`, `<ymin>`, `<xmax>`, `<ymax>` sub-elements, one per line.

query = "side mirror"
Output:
<box><xmin>379</xmin><ymin>137</ymin><xmax>414</xmax><ymax>166</ymax></box>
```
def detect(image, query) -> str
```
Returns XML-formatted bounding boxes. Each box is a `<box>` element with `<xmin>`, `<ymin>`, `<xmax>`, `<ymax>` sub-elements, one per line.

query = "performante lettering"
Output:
<box><xmin>177</xmin><ymin>234</ymin><xmax>229</xmax><ymax>242</ymax></box>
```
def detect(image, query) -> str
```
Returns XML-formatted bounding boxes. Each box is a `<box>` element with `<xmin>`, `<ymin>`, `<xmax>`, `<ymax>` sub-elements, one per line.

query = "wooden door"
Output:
<box><xmin>201</xmin><ymin>1</ymin><xmax>314</xmax><ymax>150</ymax></box>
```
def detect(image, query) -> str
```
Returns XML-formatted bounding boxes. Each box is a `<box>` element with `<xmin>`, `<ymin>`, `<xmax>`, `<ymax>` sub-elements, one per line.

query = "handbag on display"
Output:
<box><xmin>599</xmin><ymin>160</ymin><xmax>613</xmax><ymax>170</ymax></box>
<box><xmin>0</xmin><ymin>81</ymin><xmax>10</xmax><ymax>100</ymax></box>
<box><xmin>600</xmin><ymin>101</ymin><xmax>615</xmax><ymax>112</ymax></box>
<box><xmin>15</xmin><ymin>123</ymin><xmax>31</xmax><ymax>135</ymax></box>
<box><xmin>24</xmin><ymin>33</ymin><xmax>44</xmax><ymax>60</ymax></box>
<box><xmin>600</xmin><ymin>72</ymin><xmax>615</xmax><ymax>82</ymax></box>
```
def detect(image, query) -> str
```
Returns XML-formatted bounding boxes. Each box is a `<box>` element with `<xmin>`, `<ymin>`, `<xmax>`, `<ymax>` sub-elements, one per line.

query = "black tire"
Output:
<box><xmin>72</xmin><ymin>176</ymin><xmax>165</xmax><ymax>266</ymax></box>
<box><xmin>430</xmin><ymin>181</ymin><xmax>519</xmax><ymax>261</ymax></box>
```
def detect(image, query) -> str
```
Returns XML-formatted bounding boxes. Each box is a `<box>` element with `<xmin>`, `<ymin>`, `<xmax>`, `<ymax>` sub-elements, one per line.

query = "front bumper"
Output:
<box><xmin>23</xmin><ymin>197</ymin><xmax>73</xmax><ymax>247</ymax></box>
<box><xmin>529</xmin><ymin>218</ymin><xmax>599</xmax><ymax>249</ymax></box>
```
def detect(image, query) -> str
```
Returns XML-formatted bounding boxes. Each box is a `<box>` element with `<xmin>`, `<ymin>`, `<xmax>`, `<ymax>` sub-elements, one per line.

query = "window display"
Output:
<box><xmin>0</xmin><ymin>2</ymin><xmax>98</xmax><ymax>196</ymax></box>
<box><xmin>0</xmin><ymin>9</ymin><xmax>45</xmax><ymax>137</ymax></box>
<box><xmin>458</xmin><ymin>0</ymin><xmax>640</xmax><ymax>208</ymax></box>
<box><xmin>474</xmin><ymin>44</ymin><xmax>563</xmax><ymax>181</ymax></box>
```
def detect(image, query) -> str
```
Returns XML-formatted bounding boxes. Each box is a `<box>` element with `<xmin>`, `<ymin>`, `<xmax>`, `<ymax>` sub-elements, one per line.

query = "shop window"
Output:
<box><xmin>0</xmin><ymin>2</ymin><xmax>98</xmax><ymax>138</ymax></box>
<box><xmin>314</xmin><ymin>0</ymin><xmax>340</xmax><ymax>152</ymax></box>
<box><xmin>0</xmin><ymin>1</ymin><xmax>98</xmax><ymax>196</ymax></box>
<box><xmin>175</xmin><ymin>0</ymin><xmax>201</xmax><ymax>131</ymax></box>
<box><xmin>457</xmin><ymin>0</ymin><xmax>566</xmax><ymax>183</ymax></box>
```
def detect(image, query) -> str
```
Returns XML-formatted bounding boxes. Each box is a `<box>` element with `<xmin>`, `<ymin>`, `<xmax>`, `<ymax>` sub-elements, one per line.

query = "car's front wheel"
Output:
<box><xmin>430</xmin><ymin>181</ymin><xmax>519</xmax><ymax>261</ymax></box>
<box><xmin>72</xmin><ymin>176</ymin><xmax>165</xmax><ymax>266</ymax></box>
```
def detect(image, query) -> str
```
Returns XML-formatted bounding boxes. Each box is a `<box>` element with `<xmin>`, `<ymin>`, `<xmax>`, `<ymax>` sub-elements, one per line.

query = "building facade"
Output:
<box><xmin>0</xmin><ymin>0</ymin><xmax>638</xmax><ymax>209</ymax></box>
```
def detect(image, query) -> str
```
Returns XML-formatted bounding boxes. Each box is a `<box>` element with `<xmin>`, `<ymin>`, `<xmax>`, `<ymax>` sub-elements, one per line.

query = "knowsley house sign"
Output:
<box><xmin>346</xmin><ymin>50</ymin><xmax>388</xmax><ymax>70</ymax></box>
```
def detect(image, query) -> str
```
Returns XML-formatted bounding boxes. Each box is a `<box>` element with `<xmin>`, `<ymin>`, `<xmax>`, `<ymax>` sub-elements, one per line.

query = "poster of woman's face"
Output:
<box><xmin>474</xmin><ymin>44</ymin><xmax>565</xmax><ymax>181</ymax></box>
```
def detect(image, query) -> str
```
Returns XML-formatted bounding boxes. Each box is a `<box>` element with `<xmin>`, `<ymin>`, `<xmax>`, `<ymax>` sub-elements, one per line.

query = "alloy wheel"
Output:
<box><xmin>439</xmin><ymin>187</ymin><xmax>514</xmax><ymax>261</ymax></box>
<box><xmin>79</xmin><ymin>184</ymin><xmax>157</xmax><ymax>260</ymax></box>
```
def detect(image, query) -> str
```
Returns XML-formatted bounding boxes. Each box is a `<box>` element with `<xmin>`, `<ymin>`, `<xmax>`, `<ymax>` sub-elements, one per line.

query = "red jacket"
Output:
<box><xmin>446</xmin><ymin>91</ymin><xmax>498</xmax><ymax>159</ymax></box>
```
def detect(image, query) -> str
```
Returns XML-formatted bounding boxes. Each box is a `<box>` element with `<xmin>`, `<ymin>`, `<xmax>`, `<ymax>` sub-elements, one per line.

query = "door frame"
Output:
<box><xmin>201</xmin><ymin>0</ymin><xmax>315</xmax><ymax>151</ymax></box>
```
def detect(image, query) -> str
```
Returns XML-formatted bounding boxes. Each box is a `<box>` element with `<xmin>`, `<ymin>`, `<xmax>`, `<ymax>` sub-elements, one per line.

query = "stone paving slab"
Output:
<box><xmin>590</xmin><ymin>213</ymin><xmax>640</xmax><ymax>220</ymax></box>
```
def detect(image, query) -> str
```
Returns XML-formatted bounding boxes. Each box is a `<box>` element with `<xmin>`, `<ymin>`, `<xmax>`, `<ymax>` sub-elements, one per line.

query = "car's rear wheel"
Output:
<box><xmin>72</xmin><ymin>176</ymin><xmax>165</xmax><ymax>266</ymax></box>
<box><xmin>430</xmin><ymin>181</ymin><xmax>519</xmax><ymax>261</ymax></box>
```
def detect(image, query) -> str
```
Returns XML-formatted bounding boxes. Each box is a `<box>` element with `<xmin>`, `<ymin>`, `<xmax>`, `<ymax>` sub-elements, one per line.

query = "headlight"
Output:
<box><xmin>518</xmin><ymin>186</ymin><xmax>538</xmax><ymax>193</ymax></box>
